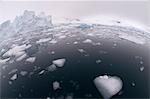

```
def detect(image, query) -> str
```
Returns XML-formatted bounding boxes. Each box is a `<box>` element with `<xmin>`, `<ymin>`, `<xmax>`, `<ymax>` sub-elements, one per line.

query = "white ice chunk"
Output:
<box><xmin>39</xmin><ymin>70</ymin><xmax>45</xmax><ymax>75</ymax></box>
<box><xmin>20</xmin><ymin>71</ymin><xmax>28</xmax><ymax>76</ymax></box>
<box><xmin>3</xmin><ymin>44</ymin><xmax>31</xmax><ymax>57</ymax></box>
<box><xmin>10</xmin><ymin>74</ymin><xmax>18</xmax><ymax>80</ymax></box>
<box><xmin>94</xmin><ymin>75</ymin><xmax>123</xmax><ymax>99</ymax></box>
<box><xmin>58</xmin><ymin>35</ymin><xmax>67</xmax><ymax>39</ymax></box>
<box><xmin>8</xmin><ymin>69</ymin><xmax>18</xmax><ymax>75</ymax></box>
<box><xmin>140</xmin><ymin>66</ymin><xmax>144</xmax><ymax>72</ymax></box>
<box><xmin>49</xmin><ymin>40</ymin><xmax>58</xmax><ymax>44</ymax></box>
<box><xmin>52</xmin><ymin>58</ymin><xmax>66</xmax><ymax>67</ymax></box>
<box><xmin>96</xmin><ymin>59</ymin><xmax>102</xmax><ymax>64</ymax></box>
<box><xmin>78</xmin><ymin>49</ymin><xmax>86</xmax><ymax>53</ymax></box>
<box><xmin>16</xmin><ymin>53</ymin><xmax>27</xmax><ymax>61</ymax></box>
<box><xmin>47</xmin><ymin>64</ymin><xmax>57</xmax><ymax>72</ymax></box>
<box><xmin>36</xmin><ymin>38</ymin><xmax>52</xmax><ymax>44</ymax></box>
<box><xmin>119</xmin><ymin>34</ymin><xmax>145</xmax><ymax>45</ymax></box>
<box><xmin>73</xmin><ymin>41</ymin><xmax>78</xmax><ymax>45</ymax></box>
<box><xmin>83</xmin><ymin>39</ymin><xmax>92</xmax><ymax>43</ymax></box>
<box><xmin>26</xmin><ymin>57</ymin><xmax>36</xmax><ymax>63</ymax></box>
<box><xmin>0</xmin><ymin>58</ymin><xmax>10</xmax><ymax>65</ymax></box>
<box><xmin>53</xmin><ymin>81</ymin><xmax>60</xmax><ymax>90</ymax></box>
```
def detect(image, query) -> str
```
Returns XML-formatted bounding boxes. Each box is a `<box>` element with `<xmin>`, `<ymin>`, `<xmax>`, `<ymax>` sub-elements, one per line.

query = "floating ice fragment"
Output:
<box><xmin>47</xmin><ymin>97</ymin><xmax>51</xmax><ymax>99</ymax></box>
<box><xmin>78</xmin><ymin>49</ymin><xmax>86</xmax><ymax>53</ymax></box>
<box><xmin>73</xmin><ymin>41</ymin><xmax>78</xmax><ymax>45</ymax></box>
<box><xmin>3</xmin><ymin>44</ymin><xmax>31</xmax><ymax>58</ymax></box>
<box><xmin>53</xmin><ymin>81</ymin><xmax>60</xmax><ymax>90</ymax></box>
<box><xmin>51</xmin><ymin>51</ymin><xmax>55</xmax><ymax>55</ymax></box>
<box><xmin>39</xmin><ymin>70</ymin><xmax>45</xmax><ymax>75</ymax></box>
<box><xmin>0</xmin><ymin>58</ymin><xmax>10</xmax><ymax>65</ymax></box>
<box><xmin>140</xmin><ymin>66</ymin><xmax>144</xmax><ymax>72</ymax></box>
<box><xmin>96</xmin><ymin>59</ymin><xmax>102</xmax><ymax>64</ymax></box>
<box><xmin>52</xmin><ymin>58</ymin><xmax>66</xmax><ymax>67</ymax></box>
<box><xmin>49</xmin><ymin>40</ymin><xmax>57</xmax><ymax>44</ymax></box>
<box><xmin>58</xmin><ymin>35</ymin><xmax>67</xmax><ymax>39</ymax></box>
<box><xmin>131</xmin><ymin>82</ymin><xmax>136</xmax><ymax>87</ymax></box>
<box><xmin>47</xmin><ymin>64</ymin><xmax>57</xmax><ymax>72</ymax></box>
<box><xmin>8</xmin><ymin>81</ymin><xmax>12</xmax><ymax>85</ymax></box>
<box><xmin>94</xmin><ymin>75</ymin><xmax>123</xmax><ymax>99</ymax></box>
<box><xmin>16</xmin><ymin>53</ymin><xmax>27</xmax><ymax>61</ymax></box>
<box><xmin>83</xmin><ymin>39</ymin><xmax>92</xmax><ymax>43</ymax></box>
<box><xmin>26</xmin><ymin>57</ymin><xmax>36</xmax><ymax>63</ymax></box>
<box><xmin>20</xmin><ymin>71</ymin><xmax>28</xmax><ymax>76</ymax></box>
<box><xmin>119</xmin><ymin>34</ymin><xmax>145</xmax><ymax>45</ymax></box>
<box><xmin>36</xmin><ymin>38</ymin><xmax>52</xmax><ymax>44</ymax></box>
<box><xmin>10</xmin><ymin>74</ymin><xmax>18</xmax><ymax>80</ymax></box>
<box><xmin>8</xmin><ymin>69</ymin><xmax>18</xmax><ymax>75</ymax></box>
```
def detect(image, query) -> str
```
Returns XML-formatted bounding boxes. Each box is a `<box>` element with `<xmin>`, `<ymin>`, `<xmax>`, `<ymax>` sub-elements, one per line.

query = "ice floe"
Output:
<box><xmin>78</xmin><ymin>49</ymin><xmax>86</xmax><ymax>53</ymax></box>
<box><xmin>140</xmin><ymin>66</ymin><xmax>144</xmax><ymax>72</ymax></box>
<box><xmin>16</xmin><ymin>53</ymin><xmax>27</xmax><ymax>61</ymax></box>
<box><xmin>39</xmin><ymin>70</ymin><xmax>45</xmax><ymax>75</ymax></box>
<box><xmin>94</xmin><ymin>75</ymin><xmax>123</xmax><ymax>99</ymax></box>
<box><xmin>20</xmin><ymin>71</ymin><xmax>28</xmax><ymax>76</ymax></box>
<box><xmin>52</xmin><ymin>58</ymin><xmax>66</xmax><ymax>67</ymax></box>
<box><xmin>119</xmin><ymin>34</ymin><xmax>146</xmax><ymax>45</ymax></box>
<box><xmin>47</xmin><ymin>64</ymin><xmax>57</xmax><ymax>72</ymax></box>
<box><xmin>3</xmin><ymin>44</ymin><xmax>31</xmax><ymax>58</ymax></box>
<box><xmin>96</xmin><ymin>59</ymin><xmax>102</xmax><ymax>64</ymax></box>
<box><xmin>0</xmin><ymin>58</ymin><xmax>10</xmax><ymax>65</ymax></box>
<box><xmin>10</xmin><ymin>74</ymin><xmax>18</xmax><ymax>80</ymax></box>
<box><xmin>73</xmin><ymin>41</ymin><xmax>78</xmax><ymax>45</ymax></box>
<box><xmin>83</xmin><ymin>39</ymin><xmax>92</xmax><ymax>43</ymax></box>
<box><xmin>53</xmin><ymin>81</ymin><xmax>60</xmax><ymax>90</ymax></box>
<box><xmin>36</xmin><ymin>38</ymin><xmax>52</xmax><ymax>44</ymax></box>
<box><xmin>26</xmin><ymin>57</ymin><xmax>36</xmax><ymax>63</ymax></box>
<box><xmin>8</xmin><ymin>69</ymin><xmax>18</xmax><ymax>75</ymax></box>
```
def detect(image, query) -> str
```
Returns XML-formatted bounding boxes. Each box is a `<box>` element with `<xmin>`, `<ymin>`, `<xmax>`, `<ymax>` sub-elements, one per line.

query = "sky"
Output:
<box><xmin>0</xmin><ymin>0</ymin><xmax>150</xmax><ymax>28</ymax></box>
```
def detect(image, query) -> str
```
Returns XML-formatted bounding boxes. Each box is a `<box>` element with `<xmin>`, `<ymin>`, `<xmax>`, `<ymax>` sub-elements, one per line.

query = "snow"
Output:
<box><xmin>53</xmin><ymin>81</ymin><xmax>60</xmax><ymax>90</ymax></box>
<box><xmin>83</xmin><ymin>39</ymin><xmax>92</xmax><ymax>43</ymax></box>
<box><xmin>52</xmin><ymin>58</ymin><xmax>66</xmax><ymax>67</ymax></box>
<box><xmin>26</xmin><ymin>57</ymin><xmax>36</xmax><ymax>63</ymax></box>
<box><xmin>94</xmin><ymin>75</ymin><xmax>123</xmax><ymax>99</ymax></box>
<box><xmin>10</xmin><ymin>74</ymin><xmax>18</xmax><ymax>80</ymax></box>
<box><xmin>0</xmin><ymin>58</ymin><xmax>10</xmax><ymax>65</ymax></box>
<box><xmin>119</xmin><ymin>34</ymin><xmax>146</xmax><ymax>45</ymax></box>
<box><xmin>36</xmin><ymin>38</ymin><xmax>52</xmax><ymax>44</ymax></box>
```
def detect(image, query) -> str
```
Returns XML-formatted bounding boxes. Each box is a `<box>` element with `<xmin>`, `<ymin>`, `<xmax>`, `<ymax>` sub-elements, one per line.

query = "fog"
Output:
<box><xmin>0</xmin><ymin>0</ymin><xmax>150</xmax><ymax>28</ymax></box>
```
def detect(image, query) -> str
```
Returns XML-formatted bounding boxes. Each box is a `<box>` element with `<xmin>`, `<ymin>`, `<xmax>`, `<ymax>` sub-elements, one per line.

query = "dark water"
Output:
<box><xmin>1</xmin><ymin>37</ymin><xmax>150</xmax><ymax>99</ymax></box>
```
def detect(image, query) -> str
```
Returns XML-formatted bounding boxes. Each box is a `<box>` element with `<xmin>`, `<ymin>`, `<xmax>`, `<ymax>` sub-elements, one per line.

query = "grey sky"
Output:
<box><xmin>0</xmin><ymin>0</ymin><xmax>150</xmax><ymax>27</ymax></box>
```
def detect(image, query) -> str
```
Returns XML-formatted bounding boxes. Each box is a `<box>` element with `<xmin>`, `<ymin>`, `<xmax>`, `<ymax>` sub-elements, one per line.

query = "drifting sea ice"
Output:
<box><xmin>52</xmin><ymin>58</ymin><xmax>66</xmax><ymax>67</ymax></box>
<box><xmin>0</xmin><ymin>58</ymin><xmax>10</xmax><ymax>65</ymax></box>
<box><xmin>36</xmin><ymin>38</ymin><xmax>52</xmax><ymax>44</ymax></box>
<box><xmin>82</xmin><ymin>39</ymin><xmax>92</xmax><ymax>43</ymax></box>
<box><xmin>20</xmin><ymin>71</ymin><xmax>28</xmax><ymax>76</ymax></box>
<box><xmin>53</xmin><ymin>81</ymin><xmax>60</xmax><ymax>90</ymax></box>
<box><xmin>10</xmin><ymin>74</ymin><xmax>18</xmax><ymax>81</ymax></box>
<box><xmin>94</xmin><ymin>75</ymin><xmax>123</xmax><ymax>99</ymax></box>
<box><xmin>26</xmin><ymin>57</ymin><xmax>36</xmax><ymax>63</ymax></box>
